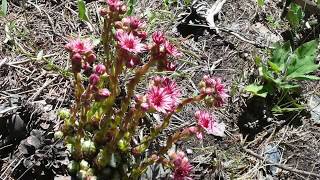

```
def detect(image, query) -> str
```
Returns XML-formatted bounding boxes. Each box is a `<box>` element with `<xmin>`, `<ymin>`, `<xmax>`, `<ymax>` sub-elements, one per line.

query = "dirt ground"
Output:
<box><xmin>0</xmin><ymin>0</ymin><xmax>320</xmax><ymax>179</ymax></box>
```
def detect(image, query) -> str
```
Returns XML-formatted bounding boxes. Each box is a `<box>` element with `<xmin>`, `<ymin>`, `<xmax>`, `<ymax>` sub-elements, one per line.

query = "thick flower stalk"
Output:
<box><xmin>59</xmin><ymin>0</ymin><xmax>230</xmax><ymax>179</ymax></box>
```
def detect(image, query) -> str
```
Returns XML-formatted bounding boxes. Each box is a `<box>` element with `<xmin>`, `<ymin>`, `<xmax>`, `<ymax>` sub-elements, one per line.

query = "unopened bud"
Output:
<box><xmin>165</xmin><ymin>61</ymin><xmax>176</xmax><ymax>71</ymax></box>
<box><xmin>80</xmin><ymin>160</ymin><xmax>90</xmax><ymax>170</ymax></box>
<box><xmin>94</xmin><ymin>64</ymin><xmax>106</xmax><ymax>75</ymax></box>
<box><xmin>137</xmin><ymin>31</ymin><xmax>147</xmax><ymax>40</ymax></box>
<box><xmin>114</xmin><ymin>21</ymin><xmax>123</xmax><ymax>28</ymax></box>
<box><xmin>119</xmin><ymin>5</ymin><xmax>127</xmax><ymax>14</ymax></box>
<box><xmin>54</xmin><ymin>131</ymin><xmax>64</xmax><ymax>140</ymax></box>
<box><xmin>86</xmin><ymin>53</ymin><xmax>96</xmax><ymax>64</ymax></box>
<box><xmin>95</xmin><ymin>88</ymin><xmax>111</xmax><ymax>101</ymax></box>
<box><xmin>99</xmin><ymin>8</ymin><xmax>107</xmax><ymax>16</ymax></box>
<box><xmin>89</xmin><ymin>74</ymin><xmax>100</xmax><ymax>86</ymax></box>
<box><xmin>81</xmin><ymin>139</ymin><xmax>96</xmax><ymax>157</ymax></box>
<box><xmin>68</xmin><ymin>160</ymin><xmax>80</xmax><ymax>174</ymax></box>
<box><xmin>141</xmin><ymin>103</ymin><xmax>149</xmax><ymax>111</ymax></box>
<box><xmin>72</xmin><ymin>53</ymin><xmax>82</xmax><ymax>64</ymax></box>
<box><xmin>58</xmin><ymin>109</ymin><xmax>70</xmax><ymax>119</ymax></box>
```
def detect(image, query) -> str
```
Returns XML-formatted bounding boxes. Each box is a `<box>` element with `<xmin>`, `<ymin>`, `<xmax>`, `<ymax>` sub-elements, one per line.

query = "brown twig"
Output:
<box><xmin>243</xmin><ymin>148</ymin><xmax>320</xmax><ymax>178</ymax></box>
<box><xmin>27</xmin><ymin>76</ymin><xmax>58</xmax><ymax>102</ymax></box>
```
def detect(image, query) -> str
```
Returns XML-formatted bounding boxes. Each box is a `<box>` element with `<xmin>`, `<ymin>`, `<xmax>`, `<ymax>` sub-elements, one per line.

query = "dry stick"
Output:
<box><xmin>0</xmin><ymin>58</ymin><xmax>7</xmax><ymax>68</ymax></box>
<box><xmin>182</xmin><ymin>23</ymin><xmax>273</xmax><ymax>49</ymax></box>
<box><xmin>27</xmin><ymin>76</ymin><xmax>57</xmax><ymax>102</ymax></box>
<box><xmin>243</xmin><ymin>148</ymin><xmax>320</xmax><ymax>178</ymax></box>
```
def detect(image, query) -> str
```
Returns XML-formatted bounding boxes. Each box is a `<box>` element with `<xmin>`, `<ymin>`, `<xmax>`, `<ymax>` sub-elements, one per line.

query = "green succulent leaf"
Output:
<box><xmin>286</xmin><ymin>3</ymin><xmax>304</xmax><ymax>29</ymax></box>
<box><xmin>257</xmin><ymin>0</ymin><xmax>265</xmax><ymax>6</ymax></box>
<box><xmin>78</xmin><ymin>0</ymin><xmax>89</xmax><ymax>21</ymax></box>
<box><xmin>244</xmin><ymin>84</ymin><xmax>268</xmax><ymax>98</ymax></box>
<box><xmin>1</xmin><ymin>0</ymin><xmax>7</xmax><ymax>16</ymax></box>
<box><xmin>292</xmin><ymin>75</ymin><xmax>320</xmax><ymax>80</ymax></box>
<box><xmin>278</xmin><ymin>82</ymin><xmax>300</xmax><ymax>90</ymax></box>
<box><xmin>268</xmin><ymin>61</ymin><xmax>281</xmax><ymax>74</ymax></box>
<box><xmin>269</xmin><ymin>42</ymin><xmax>291</xmax><ymax>71</ymax></box>
<box><xmin>286</xmin><ymin>40</ymin><xmax>319</xmax><ymax>80</ymax></box>
<box><xmin>127</xmin><ymin>0</ymin><xmax>137</xmax><ymax>15</ymax></box>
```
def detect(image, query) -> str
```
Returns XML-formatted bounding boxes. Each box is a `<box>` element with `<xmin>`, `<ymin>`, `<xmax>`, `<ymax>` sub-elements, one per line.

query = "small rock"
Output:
<box><xmin>186</xmin><ymin>148</ymin><xmax>193</xmax><ymax>155</ymax></box>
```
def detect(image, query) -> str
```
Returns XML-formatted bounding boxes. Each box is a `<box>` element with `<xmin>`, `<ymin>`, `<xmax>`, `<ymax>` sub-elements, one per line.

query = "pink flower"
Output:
<box><xmin>152</xmin><ymin>31</ymin><xmax>166</xmax><ymax>45</ymax></box>
<box><xmin>165</xmin><ymin>41</ymin><xmax>182</xmax><ymax>57</ymax></box>
<box><xmin>169</xmin><ymin>151</ymin><xmax>193</xmax><ymax>180</ymax></box>
<box><xmin>152</xmin><ymin>77</ymin><xmax>180</xmax><ymax>106</ymax></box>
<box><xmin>107</xmin><ymin>0</ymin><xmax>122</xmax><ymax>11</ymax></box>
<box><xmin>147</xmin><ymin>87</ymin><xmax>175</xmax><ymax>113</ymax></box>
<box><xmin>194</xmin><ymin>111</ymin><xmax>225</xmax><ymax>138</ymax></box>
<box><xmin>123</xmin><ymin>16</ymin><xmax>145</xmax><ymax>30</ymax></box>
<box><xmin>65</xmin><ymin>38</ymin><xmax>93</xmax><ymax>54</ymax></box>
<box><xmin>160</xmin><ymin>78</ymin><xmax>180</xmax><ymax>101</ymax></box>
<box><xmin>115</xmin><ymin>30</ymin><xmax>145</xmax><ymax>53</ymax></box>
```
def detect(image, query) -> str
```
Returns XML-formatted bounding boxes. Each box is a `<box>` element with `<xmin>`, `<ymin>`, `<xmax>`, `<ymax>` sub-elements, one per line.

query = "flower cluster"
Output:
<box><xmin>169</xmin><ymin>151</ymin><xmax>193</xmax><ymax>180</ymax></box>
<box><xmin>65</xmin><ymin>38</ymin><xmax>96</xmax><ymax>72</ymax></box>
<box><xmin>135</xmin><ymin>77</ymin><xmax>180</xmax><ymax>114</ymax></box>
<box><xmin>151</xmin><ymin>31</ymin><xmax>181</xmax><ymax>71</ymax></box>
<box><xmin>199</xmin><ymin>75</ymin><xmax>229</xmax><ymax>107</ymax></box>
<box><xmin>60</xmin><ymin>0</ymin><xmax>229</xmax><ymax>179</ymax></box>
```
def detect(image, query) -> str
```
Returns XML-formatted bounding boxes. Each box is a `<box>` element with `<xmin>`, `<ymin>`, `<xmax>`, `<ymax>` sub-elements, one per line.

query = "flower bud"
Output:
<box><xmin>68</xmin><ymin>160</ymin><xmax>80</xmax><ymax>174</ymax></box>
<box><xmin>86</xmin><ymin>53</ymin><xmax>96</xmax><ymax>64</ymax></box>
<box><xmin>119</xmin><ymin>5</ymin><xmax>127</xmax><ymax>14</ymax></box>
<box><xmin>82</xmin><ymin>62</ymin><xmax>90</xmax><ymax>71</ymax></box>
<box><xmin>198</xmin><ymin>81</ymin><xmax>206</xmax><ymax>88</ymax></box>
<box><xmin>141</xmin><ymin>103</ymin><xmax>149</xmax><ymax>111</ymax></box>
<box><xmin>152</xmin><ymin>31</ymin><xmax>166</xmax><ymax>45</ymax></box>
<box><xmin>96</xmin><ymin>149</ymin><xmax>108</xmax><ymax>168</ymax></box>
<box><xmin>94</xmin><ymin>64</ymin><xmax>106</xmax><ymax>75</ymax></box>
<box><xmin>118</xmin><ymin>139</ymin><xmax>129</xmax><ymax>151</ymax></box>
<box><xmin>80</xmin><ymin>160</ymin><xmax>90</xmax><ymax>170</ymax></box>
<box><xmin>72</xmin><ymin>53</ymin><xmax>82</xmax><ymax>64</ymax></box>
<box><xmin>95</xmin><ymin>88</ymin><xmax>111</xmax><ymax>101</ymax></box>
<box><xmin>81</xmin><ymin>139</ymin><xmax>96</xmax><ymax>157</ymax></box>
<box><xmin>205</xmin><ymin>87</ymin><xmax>214</xmax><ymax>94</ymax></box>
<box><xmin>89</xmin><ymin>74</ymin><xmax>100</xmax><ymax>86</ymax></box>
<box><xmin>126</xmin><ymin>56</ymin><xmax>140</xmax><ymax>68</ymax></box>
<box><xmin>114</xmin><ymin>21</ymin><xmax>123</xmax><ymax>28</ymax></box>
<box><xmin>134</xmin><ymin>95</ymin><xmax>143</xmax><ymax>102</ymax></box>
<box><xmin>137</xmin><ymin>31</ymin><xmax>147</xmax><ymax>40</ymax></box>
<box><xmin>54</xmin><ymin>131</ymin><xmax>64</xmax><ymax>140</ymax></box>
<box><xmin>77</xmin><ymin>170</ymin><xmax>89</xmax><ymax>179</ymax></box>
<box><xmin>58</xmin><ymin>109</ymin><xmax>70</xmax><ymax>119</ymax></box>
<box><xmin>204</xmin><ymin>96</ymin><xmax>214</xmax><ymax>107</ymax></box>
<box><xmin>165</xmin><ymin>61</ymin><xmax>176</xmax><ymax>71</ymax></box>
<box><xmin>99</xmin><ymin>8</ymin><xmax>107</xmax><ymax>16</ymax></box>
<box><xmin>152</xmin><ymin>76</ymin><xmax>162</xmax><ymax>85</ymax></box>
